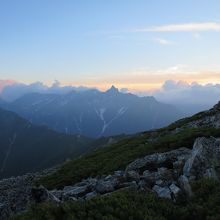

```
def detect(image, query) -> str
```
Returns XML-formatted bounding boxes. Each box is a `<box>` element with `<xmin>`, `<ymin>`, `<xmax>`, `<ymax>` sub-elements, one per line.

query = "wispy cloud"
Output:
<box><xmin>154</xmin><ymin>38</ymin><xmax>176</xmax><ymax>45</ymax></box>
<box><xmin>135</xmin><ymin>22</ymin><xmax>220</xmax><ymax>32</ymax></box>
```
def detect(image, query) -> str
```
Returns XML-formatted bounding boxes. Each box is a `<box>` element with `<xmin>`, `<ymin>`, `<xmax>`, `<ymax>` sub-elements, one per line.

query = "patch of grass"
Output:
<box><xmin>38</xmin><ymin>127</ymin><xmax>220</xmax><ymax>189</ymax></box>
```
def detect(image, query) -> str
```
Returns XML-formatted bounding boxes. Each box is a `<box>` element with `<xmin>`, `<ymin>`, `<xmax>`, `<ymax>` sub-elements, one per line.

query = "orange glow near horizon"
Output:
<box><xmin>59</xmin><ymin>71</ymin><xmax>220</xmax><ymax>92</ymax></box>
<box><xmin>12</xmin><ymin>70</ymin><xmax>220</xmax><ymax>93</ymax></box>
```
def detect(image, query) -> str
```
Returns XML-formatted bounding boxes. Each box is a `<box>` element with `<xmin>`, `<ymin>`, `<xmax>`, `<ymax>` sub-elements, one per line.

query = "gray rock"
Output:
<box><xmin>183</xmin><ymin>137</ymin><xmax>220</xmax><ymax>180</ymax></box>
<box><xmin>125</xmin><ymin>170</ymin><xmax>140</xmax><ymax>182</ymax></box>
<box><xmin>173</xmin><ymin>156</ymin><xmax>186</xmax><ymax>170</ymax></box>
<box><xmin>32</xmin><ymin>186</ymin><xmax>60</xmax><ymax>203</ymax></box>
<box><xmin>169</xmin><ymin>183</ymin><xmax>181</xmax><ymax>200</ymax></box>
<box><xmin>138</xmin><ymin>180</ymin><xmax>151</xmax><ymax>190</ymax></box>
<box><xmin>126</xmin><ymin>148</ymin><xmax>191</xmax><ymax>173</ymax></box>
<box><xmin>0</xmin><ymin>173</ymin><xmax>39</xmax><ymax>219</ymax></box>
<box><xmin>117</xmin><ymin>181</ymin><xmax>138</xmax><ymax>190</ymax></box>
<box><xmin>155</xmin><ymin>179</ymin><xmax>164</xmax><ymax>186</ymax></box>
<box><xmin>114</xmin><ymin>170</ymin><xmax>125</xmax><ymax>177</ymax></box>
<box><xmin>95</xmin><ymin>180</ymin><xmax>116</xmax><ymax>194</ymax></box>
<box><xmin>86</xmin><ymin>178</ymin><xmax>98</xmax><ymax>190</ymax></box>
<box><xmin>142</xmin><ymin>168</ymin><xmax>173</xmax><ymax>186</ymax></box>
<box><xmin>152</xmin><ymin>185</ymin><xmax>171</xmax><ymax>199</ymax></box>
<box><xmin>63</xmin><ymin>185</ymin><xmax>89</xmax><ymax>198</ymax></box>
<box><xmin>50</xmin><ymin>190</ymin><xmax>63</xmax><ymax>200</ymax></box>
<box><xmin>142</xmin><ymin>170</ymin><xmax>157</xmax><ymax>186</ymax></box>
<box><xmin>104</xmin><ymin>175</ymin><xmax>113</xmax><ymax>181</ymax></box>
<box><xmin>178</xmin><ymin>175</ymin><xmax>192</xmax><ymax>197</ymax></box>
<box><xmin>85</xmin><ymin>191</ymin><xmax>98</xmax><ymax>200</ymax></box>
<box><xmin>157</xmin><ymin>167</ymin><xmax>173</xmax><ymax>180</ymax></box>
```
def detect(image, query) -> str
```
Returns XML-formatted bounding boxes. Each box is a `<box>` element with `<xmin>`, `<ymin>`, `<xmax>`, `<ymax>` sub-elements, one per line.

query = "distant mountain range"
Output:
<box><xmin>1</xmin><ymin>86</ymin><xmax>183</xmax><ymax>138</ymax></box>
<box><xmin>0</xmin><ymin>107</ymin><xmax>103</xmax><ymax>179</ymax></box>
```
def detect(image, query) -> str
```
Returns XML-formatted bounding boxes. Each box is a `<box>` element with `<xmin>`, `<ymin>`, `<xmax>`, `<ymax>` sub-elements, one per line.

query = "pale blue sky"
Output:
<box><xmin>0</xmin><ymin>0</ymin><xmax>220</xmax><ymax>90</ymax></box>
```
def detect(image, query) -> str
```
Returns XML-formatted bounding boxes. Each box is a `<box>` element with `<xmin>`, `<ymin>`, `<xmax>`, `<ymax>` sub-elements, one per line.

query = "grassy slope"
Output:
<box><xmin>38</xmin><ymin>108</ymin><xmax>218</xmax><ymax>189</ymax></box>
<box><xmin>14</xmin><ymin>108</ymin><xmax>220</xmax><ymax>220</ymax></box>
<box><xmin>13</xmin><ymin>178</ymin><xmax>220</xmax><ymax>220</ymax></box>
<box><xmin>39</xmin><ymin>120</ymin><xmax>220</xmax><ymax>189</ymax></box>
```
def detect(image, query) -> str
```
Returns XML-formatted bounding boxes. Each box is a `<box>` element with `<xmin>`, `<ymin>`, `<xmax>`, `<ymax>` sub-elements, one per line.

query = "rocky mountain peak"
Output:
<box><xmin>105</xmin><ymin>85</ymin><xmax>119</xmax><ymax>94</ymax></box>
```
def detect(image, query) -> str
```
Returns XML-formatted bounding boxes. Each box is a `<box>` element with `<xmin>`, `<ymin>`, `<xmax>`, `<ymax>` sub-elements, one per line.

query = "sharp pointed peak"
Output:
<box><xmin>106</xmin><ymin>85</ymin><xmax>119</xmax><ymax>94</ymax></box>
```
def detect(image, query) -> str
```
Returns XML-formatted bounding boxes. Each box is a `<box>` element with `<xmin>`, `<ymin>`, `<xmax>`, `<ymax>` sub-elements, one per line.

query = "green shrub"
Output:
<box><xmin>12</xmin><ymin>179</ymin><xmax>220</xmax><ymax>220</ymax></box>
<box><xmin>38</xmin><ymin>128</ymin><xmax>220</xmax><ymax>189</ymax></box>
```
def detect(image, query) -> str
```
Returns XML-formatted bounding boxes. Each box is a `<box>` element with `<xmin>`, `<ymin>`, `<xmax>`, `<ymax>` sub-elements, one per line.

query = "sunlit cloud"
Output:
<box><xmin>61</xmin><ymin>68</ymin><xmax>220</xmax><ymax>93</ymax></box>
<box><xmin>0</xmin><ymin>80</ymin><xmax>16</xmax><ymax>92</ymax></box>
<box><xmin>134</xmin><ymin>22</ymin><xmax>220</xmax><ymax>32</ymax></box>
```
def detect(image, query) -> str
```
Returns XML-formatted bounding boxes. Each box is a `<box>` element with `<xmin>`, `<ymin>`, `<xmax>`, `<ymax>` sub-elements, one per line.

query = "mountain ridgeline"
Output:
<box><xmin>0</xmin><ymin>108</ymin><xmax>105</xmax><ymax>179</ymax></box>
<box><xmin>2</xmin><ymin>86</ymin><xmax>183</xmax><ymax>138</ymax></box>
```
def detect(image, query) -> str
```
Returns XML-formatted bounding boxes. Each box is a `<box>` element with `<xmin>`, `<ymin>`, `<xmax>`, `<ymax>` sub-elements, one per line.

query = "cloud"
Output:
<box><xmin>135</xmin><ymin>22</ymin><xmax>220</xmax><ymax>32</ymax></box>
<box><xmin>1</xmin><ymin>81</ymin><xmax>94</xmax><ymax>102</ymax></box>
<box><xmin>154</xmin><ymin>38</ymin><xmax>176</xmax><ymax>45</ymax></box>
<box><xmin>0</xmin><ymin>80</ymin><xmax>16</xmax><ymax>92</ymax></box>
<box><xmin>151</xmin><ymin>80</ymin><xmax>220</xmax><ymax>114</ymax></box>
<box><xmin>120</xmin><ymin>88</ymin><xmax>129</xmax><ymax>93</ymax></box>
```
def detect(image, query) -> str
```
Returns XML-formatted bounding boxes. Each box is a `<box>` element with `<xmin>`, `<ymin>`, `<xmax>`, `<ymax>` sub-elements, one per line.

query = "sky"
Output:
<box><xmin>0</xmin><ymin>0</ymin><xmax>220</xmax><ymax>91</ymax></box>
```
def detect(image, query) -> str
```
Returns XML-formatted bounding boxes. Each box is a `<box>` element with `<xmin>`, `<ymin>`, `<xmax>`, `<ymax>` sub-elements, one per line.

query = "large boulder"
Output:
<box><xmin>126</xmin><ymin>148</ymin><xmax>191</xmax><ymax>174</ymax></box>
<box><xmin>95</xmin><ymin>179</ymin><xmax>117</xmax><ymax>194</ymax></box>
<box><xmin>142</xmin><ymin>168</ymin><xmax>173</xmax><ymax>186</ymax></box>
<box><xmin>183</xmin><ymin>137</ymin><xmax>220</xmax><ymax>181</ymax></box>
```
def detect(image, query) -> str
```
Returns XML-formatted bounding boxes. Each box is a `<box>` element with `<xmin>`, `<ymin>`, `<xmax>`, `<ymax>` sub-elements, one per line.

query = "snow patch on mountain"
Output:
<box><xmin>95</xmin><ymin>107</ymin><xmax>128</xmax><ymax>137</ymax></box>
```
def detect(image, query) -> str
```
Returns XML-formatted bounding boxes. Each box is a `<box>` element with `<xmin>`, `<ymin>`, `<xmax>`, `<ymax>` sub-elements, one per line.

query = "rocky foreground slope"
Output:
<box><xmin>2</xmin><ymin>102</ymin><xmax>220</xmax><ymax>219</ymax></box>
<box><xmin>1</xmin><ymin>136</ymin><xmax>220</xmax><ymax>219</ymax></box>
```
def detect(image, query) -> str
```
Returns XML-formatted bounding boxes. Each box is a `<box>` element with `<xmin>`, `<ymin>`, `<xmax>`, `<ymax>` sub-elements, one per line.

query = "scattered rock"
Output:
<box><xmin>95</xmin><ymin>180</ymin><xmax>116</xmax><ymax>194</ymax></box>
<box><xmin>169</xmin><ymin>183</ymin><xmax>181</xmax><ymax>200</ymax></box>
<box><xmin>50</xmin><ymin>190</ymin><xmax>63</xmax><ymax>200</ymax></box>
<box><xmin>63</xmin><ymin>185</ymin><xmax>89</xmax><ymax>198</ymax></box>
<box><xmin>85</xmin><ymin>191</ymin><xmax>98</xmax><ymax>200</ymax></box>
<box><xmin>126</xmin><ymin>148</ymin><xmax>191</xmax><ymax>173</ymax></box>
<box><xmin>3</xmin><ymin>136</ymin><xmax>220</xmax><ymax>219</ymax></box>
<box><xmin>114</xmin><ymin>170</ymin><xmax>125</xmax><ymax>177</ymax></box>
<box><xmin>152</xmin><ymin>185</ymin><xmax>171</xmax><ymax>199</ymax></box>
<box><xmin>125</xmin><ymin>170</ymin><xmax>140</xmax><ymax>182</ymax></box>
